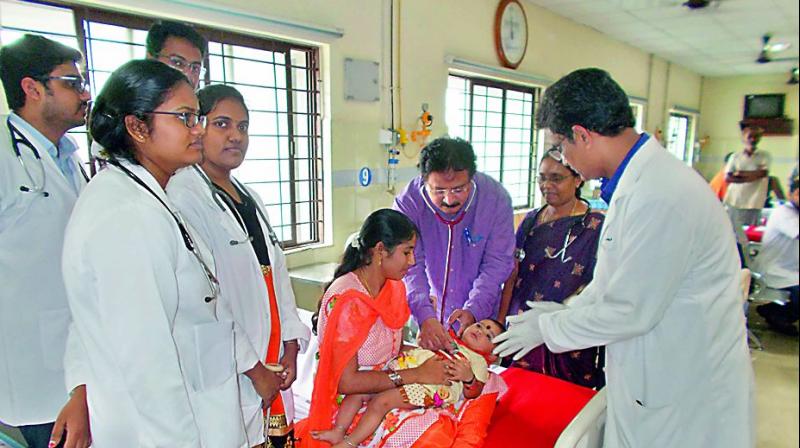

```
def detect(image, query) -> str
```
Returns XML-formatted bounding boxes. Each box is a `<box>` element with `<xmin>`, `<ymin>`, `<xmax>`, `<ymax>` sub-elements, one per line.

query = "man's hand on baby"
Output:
<box><xmin>447</xmin><ymin>309</ymin><xmax>476</xmax><ymax>337</ymax></box>
<box><xmin>419</xmin><ymin>318</ymin><xmax>453</xmax><ymax>352</ymax></box>
<box><xmin>446</xmin><ymin>357</ymin><xmax>474</xmax><ymax>383</ymax></box>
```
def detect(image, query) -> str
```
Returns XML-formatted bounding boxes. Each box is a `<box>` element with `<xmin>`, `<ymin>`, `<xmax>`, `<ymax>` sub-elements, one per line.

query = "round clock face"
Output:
<box><xmin>497</xmin><ymin>0</ymin><xmax>528</xmax><ymax>68</ymax></box>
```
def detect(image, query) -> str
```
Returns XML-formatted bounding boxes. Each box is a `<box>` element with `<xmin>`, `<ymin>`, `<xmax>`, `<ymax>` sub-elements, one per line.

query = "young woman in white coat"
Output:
<box><xmin>62</xmin><ymin>60</ymin><xmax>276</xmax><ymax>447</ymax></box>
<box><xmin>168</xmin><ymin>84</ymin><xmax>310</xmax><ymax>448</ymax></box>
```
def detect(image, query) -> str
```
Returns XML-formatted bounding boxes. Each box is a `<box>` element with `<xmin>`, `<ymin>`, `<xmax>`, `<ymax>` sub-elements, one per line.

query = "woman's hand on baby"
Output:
<box><xmin>447</xmin><ymin>357</ymin><xmax>474</xmax><ymax>383</ymax></box>
<box><xmin>414</xmin><ymin>355</ymin><xmax>450</xmax><ymax>385</ymax></box>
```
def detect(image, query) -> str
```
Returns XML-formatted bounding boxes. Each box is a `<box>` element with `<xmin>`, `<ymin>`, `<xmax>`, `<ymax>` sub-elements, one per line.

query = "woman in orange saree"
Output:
<box><xmin>296</xmin><ymin>209</ymin><xmax>506</xmax><ymax>448</ymax></box>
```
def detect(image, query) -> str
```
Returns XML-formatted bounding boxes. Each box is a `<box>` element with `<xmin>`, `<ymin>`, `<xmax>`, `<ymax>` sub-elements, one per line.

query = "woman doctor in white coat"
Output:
<box><xmin>494</xmin><ymin>68</ymin><xmax>754</xmax><ymax>447</ymax></box>
<box><xmin>168</xmin><ymin>84</ymin><xmax>310</xmax><ymax>448</ymax></box>
<box><xmin>62</xmin><ymin>60</ymin><xmax>275</xmax><ymax>447</ymax></box>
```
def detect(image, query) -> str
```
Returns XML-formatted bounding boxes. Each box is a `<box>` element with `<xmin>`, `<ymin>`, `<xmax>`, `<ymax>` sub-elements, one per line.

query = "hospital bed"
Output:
<box><xmin>293</xmin><ymin>309</ymin><xmax>606</xmax><ymax>447</ymax></box>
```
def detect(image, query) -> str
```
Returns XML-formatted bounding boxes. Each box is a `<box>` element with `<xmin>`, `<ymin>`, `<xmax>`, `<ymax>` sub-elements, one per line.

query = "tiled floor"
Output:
<box><xmin>749</xmin><ymin>309</ymin><xmax>799</xmax><ymax>448</ymax></box>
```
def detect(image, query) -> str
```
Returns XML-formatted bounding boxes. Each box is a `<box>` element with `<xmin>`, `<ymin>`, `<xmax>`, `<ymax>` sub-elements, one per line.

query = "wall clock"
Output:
<box><xmin>494</xmin><ymin>0</ymin><xmax>528</xmax><ymax>69</ymax></box>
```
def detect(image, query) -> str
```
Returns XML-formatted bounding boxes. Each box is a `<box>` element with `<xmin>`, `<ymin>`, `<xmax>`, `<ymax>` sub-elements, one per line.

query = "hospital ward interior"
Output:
<box><xmin>0</xmin><ymin>0</ymin><xmax>798</xmax><ymax>447</ymax></box>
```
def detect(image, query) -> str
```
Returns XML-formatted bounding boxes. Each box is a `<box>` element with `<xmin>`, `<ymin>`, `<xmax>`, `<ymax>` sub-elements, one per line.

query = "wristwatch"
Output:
<box><xmin>387</xmin><ymin>369</ymin><xmax>404</xmax><ymax>387</ymax></box>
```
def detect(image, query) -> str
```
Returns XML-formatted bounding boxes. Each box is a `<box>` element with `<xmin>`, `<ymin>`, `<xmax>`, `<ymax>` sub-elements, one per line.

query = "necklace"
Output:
<box><xmin>538</xmin><ymin>199</ymin><xmax>580</xmax><ymax>225</ymax></box>
<box><xmin>355</xmin><ymin>268</ymin><xmax>376</xmax><ymax>297</ymax></box>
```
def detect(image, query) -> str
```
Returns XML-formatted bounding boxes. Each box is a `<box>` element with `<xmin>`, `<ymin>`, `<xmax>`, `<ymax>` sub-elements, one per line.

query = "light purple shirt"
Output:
<box><xmin>393</xmin><ymin>172</ymin><xmax>515</xmax><ymax>325</ymax></box>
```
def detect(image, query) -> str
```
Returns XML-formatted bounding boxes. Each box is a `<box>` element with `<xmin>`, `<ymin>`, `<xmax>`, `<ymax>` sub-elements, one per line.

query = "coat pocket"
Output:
<box><xmin>193</xmin><ymin>320</ymin><xmax>236</xmax><ymax>391</ymax></box>
<box><xmin>38</xmin><ymin>308</ymin><xmax>71</xmax><ymax>372</ymax></box>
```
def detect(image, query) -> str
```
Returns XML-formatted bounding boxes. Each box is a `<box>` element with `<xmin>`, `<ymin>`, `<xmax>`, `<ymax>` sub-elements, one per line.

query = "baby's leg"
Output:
<box><xmin>337</xmin><ymin>388</ymin><xmax>416</xmax><ymax>448</ymax></box>
<box><xmin>311</xmin><ymin>394</ymin><xmax>369</xmax><ymax>443</ymax></box>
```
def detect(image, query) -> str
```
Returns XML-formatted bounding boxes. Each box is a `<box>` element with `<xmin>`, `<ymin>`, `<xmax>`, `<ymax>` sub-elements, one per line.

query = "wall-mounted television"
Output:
<box><xmin>743</xmin><ymin>94</ymin><xmax>785</xmax><ymax>119</ymax></box>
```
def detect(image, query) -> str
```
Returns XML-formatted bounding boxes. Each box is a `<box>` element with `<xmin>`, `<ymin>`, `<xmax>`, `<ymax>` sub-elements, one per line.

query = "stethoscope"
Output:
<box><xmin>108</xmin><ymin>159</ymin><xmax>220</xmax><ymax>304</ymax></box>
<box><xmin>193</xmin><ymin>166</ymin><xmax>282</xmax><ymax>248</ymax></box>
<box><xmin>419</xmin><ymin>180</ymin><xmax>477</xmax><ymax>323</ymax></box>
<box><xmin>533</xmin><ymin>198</ymin><xmax>592</xmax><ymax>264</ymax></box>
<box><xmin>8</xmin><ymin>118</ymin><xmax>89</xmax><ymax>197</ymax></box>
<box><xmin>9</xmin><ymin>119</ymin><xmax>49</xmax><ymax>196</ymax></box>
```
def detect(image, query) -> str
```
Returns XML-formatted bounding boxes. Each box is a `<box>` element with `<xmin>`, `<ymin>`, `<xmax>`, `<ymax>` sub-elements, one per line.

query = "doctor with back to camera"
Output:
<box><xmin>493</xmin><ymin>68</ymin><xmax>754</xmax><ymax>447</ymax></box>
<box><xmin>0</xmin><ymin>34</ymin><xmax>91</xmax><ymax>448</ymax></box>
<box><xmin>168</xmin><ymin>84</ymin><xmax>310</xmax><ymax>448</ymax></box>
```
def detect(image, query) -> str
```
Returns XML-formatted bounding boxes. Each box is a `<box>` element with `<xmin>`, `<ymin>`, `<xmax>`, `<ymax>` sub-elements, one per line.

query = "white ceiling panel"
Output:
<box><xmin>525</xmin><ymin>0</ymin><xmax>800</xmax><ymax>76</ymax></box>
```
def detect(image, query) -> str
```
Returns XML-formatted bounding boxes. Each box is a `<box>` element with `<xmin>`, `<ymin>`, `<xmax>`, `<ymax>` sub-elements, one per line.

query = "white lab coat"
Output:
<box><xmin>0</xmin><ymin>115</ymin><xmax>87</xmax><ymax>426</ymax></box>
<box><xmin>539</xmin><ymin>138</ymin><xmax>755</xmax><ymax>447</ymax></box>
<box><xmin>62</xmin><ymin>161</ymin><xmax>246</xmax><ymax>447</ymax></box>
<box><xmin>168</xmin><ymin>167</ymin><xmax>310</xmax><ymax>446</ymax></box>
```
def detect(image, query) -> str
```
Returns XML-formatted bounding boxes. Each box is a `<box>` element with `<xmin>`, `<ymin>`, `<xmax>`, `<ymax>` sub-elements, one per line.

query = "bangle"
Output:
<box><xmin>387</xmin><ymin>369</ymin><xmax>404</xmax><ymax>388</ymax></box>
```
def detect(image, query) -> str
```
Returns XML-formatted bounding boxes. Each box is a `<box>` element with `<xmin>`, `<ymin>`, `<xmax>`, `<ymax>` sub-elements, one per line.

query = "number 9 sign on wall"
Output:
<box><xmin>358</xmin><ymin>167</ymin><xmax>372</xmax><ymax>187</ymax></box>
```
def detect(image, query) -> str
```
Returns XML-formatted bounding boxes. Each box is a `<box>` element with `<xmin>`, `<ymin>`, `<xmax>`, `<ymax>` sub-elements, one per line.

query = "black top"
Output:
<box><xmin>216</xmin><ymin>182</ymin><xmax>271</xmax><ymax>267</ymax></box>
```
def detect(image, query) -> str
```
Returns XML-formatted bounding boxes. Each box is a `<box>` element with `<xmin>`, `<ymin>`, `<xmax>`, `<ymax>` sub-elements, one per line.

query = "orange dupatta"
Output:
<box><xmin>298</xmin><ymin>278</ymin><xmax>409</xmax><ymax>448</ymax></box>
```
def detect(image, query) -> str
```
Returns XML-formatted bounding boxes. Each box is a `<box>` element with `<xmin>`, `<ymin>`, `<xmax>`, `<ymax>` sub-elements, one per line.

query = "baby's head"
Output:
<box><xmin>460</xmin><ymin>319</ymin><xmax>506</xmax><ymax>361</ymax></box>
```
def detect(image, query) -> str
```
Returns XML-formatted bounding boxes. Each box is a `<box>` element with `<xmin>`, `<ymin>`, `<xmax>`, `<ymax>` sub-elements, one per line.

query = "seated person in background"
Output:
<box><xmin>498</xmin><ymin>150</ymin><xmax>605</xmax><ymax>389</ymax></box>
<box><xmin>312</xmin><ymin>319</ymin><xmax>504</xmax><ymax>448</ymax></box>
<box><xmin>724</xmin><ymin>123</ymin><xmax>770</xmax><ymax>242</ymax></box>
<box><xmin>755</xmin><ymin>174</ymin><xmax>799</xmax><ymax>335</ymax></box>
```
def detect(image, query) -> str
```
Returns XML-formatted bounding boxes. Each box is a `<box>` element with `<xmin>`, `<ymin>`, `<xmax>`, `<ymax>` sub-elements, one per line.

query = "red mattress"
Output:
<box><xmin>483</xmin><ymin>368</ymin><xmax>597</xmax><ymax>448</ymax></box>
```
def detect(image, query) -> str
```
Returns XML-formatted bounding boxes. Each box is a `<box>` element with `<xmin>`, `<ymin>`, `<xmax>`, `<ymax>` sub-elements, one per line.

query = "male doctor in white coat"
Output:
<box><xmin>494</xmin><ymin>68</ymin><xmax>754</xmax><ymax>447</ymax></box>
<box><xmin>0</xmin><ymin>34</ymin><xmax>92</xmax><ymax>448</ymax></box>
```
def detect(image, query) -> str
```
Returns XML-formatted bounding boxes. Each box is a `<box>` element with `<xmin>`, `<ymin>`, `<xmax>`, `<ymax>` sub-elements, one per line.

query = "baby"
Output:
<box><xmin>311</xmin><ymin>319</ymin><xmax>505</xmax><ymax>448</ymax></box>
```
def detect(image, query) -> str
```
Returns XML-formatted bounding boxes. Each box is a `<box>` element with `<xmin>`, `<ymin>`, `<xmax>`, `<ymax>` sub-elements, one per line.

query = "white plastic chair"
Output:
<box><xmin>554</xmin><ymin>388</ymin><xmax>607</xmax><ymax>448</ymax></box>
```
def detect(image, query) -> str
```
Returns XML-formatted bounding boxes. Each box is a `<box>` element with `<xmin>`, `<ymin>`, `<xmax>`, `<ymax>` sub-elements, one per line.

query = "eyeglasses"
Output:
<box><xmin>536</xmin><ymin>173</ymin><xmax>571</xmax><ymax>184</ymax></box>
<box><xmin>426</xmin><ymin>183</ymin><xmax>470</xmax><ymax>197</ymax></box>
<box><xmin>147</xmin><ymin>111</ymin><xmax>207</xmax><ymax>129</ymax></box>
<box><xmin>158</xmin><ymin>54</ymin><xmax>205</xmax><ymax>77</ymax></box>
<box><xmin>37</xmin><ymin>75</ymin><xmax>90</xmax><ymax>94</ymax></box>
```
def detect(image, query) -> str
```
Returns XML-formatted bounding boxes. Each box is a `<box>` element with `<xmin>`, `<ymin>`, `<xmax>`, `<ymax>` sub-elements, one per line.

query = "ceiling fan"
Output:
<box><xmin>756</xmin><ymin>34</ymin><xmax>796</xmax><ymax>64</ymax></box>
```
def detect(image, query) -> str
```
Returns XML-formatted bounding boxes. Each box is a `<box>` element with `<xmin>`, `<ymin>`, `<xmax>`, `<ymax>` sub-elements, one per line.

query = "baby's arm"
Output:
<box><xmin>450</xmin><ymin>357</ymin><xmax>485</xmax><ymax>398</ymax></box>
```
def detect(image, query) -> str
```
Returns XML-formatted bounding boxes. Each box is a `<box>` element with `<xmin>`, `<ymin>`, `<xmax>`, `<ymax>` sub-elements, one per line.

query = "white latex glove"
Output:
<box><xmin>492</xmin><ymin>301</ymin><xmax>567</xmax><ymax>360</ymax></box>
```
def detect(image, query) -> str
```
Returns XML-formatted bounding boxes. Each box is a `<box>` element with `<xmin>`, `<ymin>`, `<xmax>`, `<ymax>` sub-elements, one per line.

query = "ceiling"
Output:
<box><xmin>525</xmin><ymin>0</ymin><xmax>799</xmax><ymax>77</ymax></box>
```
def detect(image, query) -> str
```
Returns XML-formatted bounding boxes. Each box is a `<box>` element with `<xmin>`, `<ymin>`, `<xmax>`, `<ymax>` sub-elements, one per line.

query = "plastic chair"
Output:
<box><xmin>554</xmin><ymin>388</ymin><xmax>607</xmax><ymax>448</ymax></box>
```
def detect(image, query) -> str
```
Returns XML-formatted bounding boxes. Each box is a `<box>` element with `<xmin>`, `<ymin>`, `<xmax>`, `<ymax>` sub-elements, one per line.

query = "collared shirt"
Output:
<box><xmin>8</xmin><ymin>112</ymin><xmax>81</xmax><ymax>192</ymax></box>
<box><xmin>600</xmin><ymin>132</ymin><xmax>649</xmax><ymax>204</ymax></box>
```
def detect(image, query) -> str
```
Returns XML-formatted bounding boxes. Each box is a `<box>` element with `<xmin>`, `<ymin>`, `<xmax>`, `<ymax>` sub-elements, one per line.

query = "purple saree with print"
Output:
<box><xmin>508</xmin><ymin>207</ymin><xmax>606</xmax><ymax>389</ymax></box>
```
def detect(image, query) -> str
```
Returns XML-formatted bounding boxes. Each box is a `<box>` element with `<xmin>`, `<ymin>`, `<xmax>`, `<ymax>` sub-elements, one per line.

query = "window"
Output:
<box><xmin>630</xmin><ymin>101</ymin><xmax>645</xmax><ymax>133</ymax></box>
<box><xmin>1</xmin><ymin>0</ymin><xmax>324</xmax><ymax>248</ymax></box>
<box><xmin>666</xmin><ymin>111</ymin><xmax>697</xmax><ymax>166</ymax></box>
<box><xmin>446</xmin><ymin>74</ymin><xmax>539</xmax><ymax>208</ymax></box>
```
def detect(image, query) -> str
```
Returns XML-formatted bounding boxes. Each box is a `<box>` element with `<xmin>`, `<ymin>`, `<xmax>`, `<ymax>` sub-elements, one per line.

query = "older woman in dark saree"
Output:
<box><xmin>498</xmin><ymin>151</ymin><xmax>605</xmax><ymax>389</ymax></box>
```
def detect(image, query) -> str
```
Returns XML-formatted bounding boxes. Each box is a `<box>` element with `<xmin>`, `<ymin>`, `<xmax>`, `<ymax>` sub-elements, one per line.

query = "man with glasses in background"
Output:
<box><xmin>394</xmin><ymin>137</ymin><xmax>515</xmax><ymax>352</ymax></box>
<box><xmin>146</xmin><ymin>20</ymin><xmax>207</xmax><ymax>90</ymax></box>
<box><xmin>0</xmin><ymin>34</ymin><xmax>92</xmax><ymax>448</ymax></box>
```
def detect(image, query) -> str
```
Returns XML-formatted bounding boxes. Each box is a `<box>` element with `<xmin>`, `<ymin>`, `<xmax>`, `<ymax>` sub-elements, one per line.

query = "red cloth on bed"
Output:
<box><xmin>483</xmin><ymin>368</ymin><xmax>597</xmax><ymax>448</ymax></box>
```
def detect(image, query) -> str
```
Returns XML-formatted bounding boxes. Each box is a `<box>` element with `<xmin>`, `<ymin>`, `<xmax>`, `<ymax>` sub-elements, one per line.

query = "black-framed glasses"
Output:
<box><xmin>37</xmin><ymin>75</ymin><xmax>90</xmax><ymax>94</ymax></box>
<box><xmin>158</xmin><ymin>54</ymin><xmax>205</xmax><ymax>77</ymax></box>
<box><xmin>147</xmin><ymin>111</ymin><xmax>206</xmax><ymax>129</ymax></box>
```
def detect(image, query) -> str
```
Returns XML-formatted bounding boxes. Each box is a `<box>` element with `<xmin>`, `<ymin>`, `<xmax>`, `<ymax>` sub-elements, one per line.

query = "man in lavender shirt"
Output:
<box><xmin>394</xmin><ymin>137</ymin><xmax>515</xmax><ymax>352</ymax></box>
